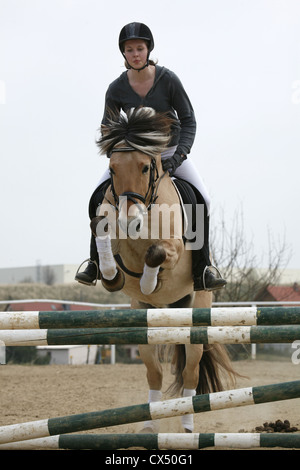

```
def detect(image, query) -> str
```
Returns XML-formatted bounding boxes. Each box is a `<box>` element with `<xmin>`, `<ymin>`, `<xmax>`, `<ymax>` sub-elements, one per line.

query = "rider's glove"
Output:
<box><xmin>162</xmin><ymin>152</ymin><xmax>187</xmax><ymax>176</ymax></box>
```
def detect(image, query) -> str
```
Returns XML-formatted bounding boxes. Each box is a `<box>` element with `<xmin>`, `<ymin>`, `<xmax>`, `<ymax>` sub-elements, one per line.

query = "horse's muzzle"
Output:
<box><xmin>118</xmin><ymin>195</ymin><xmax>147</xmax><ymax>236</ymax></box>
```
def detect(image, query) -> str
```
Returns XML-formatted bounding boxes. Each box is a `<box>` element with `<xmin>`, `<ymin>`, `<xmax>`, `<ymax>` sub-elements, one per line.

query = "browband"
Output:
<box><xmin>107</xmin><ymin>147</ymin><xmax>137</xmax><ymax>158</ymax></box>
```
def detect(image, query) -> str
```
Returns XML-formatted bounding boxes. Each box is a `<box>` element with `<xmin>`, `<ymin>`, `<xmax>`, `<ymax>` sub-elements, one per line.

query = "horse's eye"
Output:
<box><xmin>109</xmin><ymin>167</ymin><xmax>115</xmax><ymax>175</ymax></box>
<box><xmin>142</xmin><ymin>165</ymin><xmax>149</xmax><ymax>174</ymax></box>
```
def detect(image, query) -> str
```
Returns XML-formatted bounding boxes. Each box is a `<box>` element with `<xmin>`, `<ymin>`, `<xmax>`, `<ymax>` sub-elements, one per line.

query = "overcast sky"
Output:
<box><xmin>1</xmin><ymin>0</ymin><xmax>300</xmax><ymax>272</ymax></box>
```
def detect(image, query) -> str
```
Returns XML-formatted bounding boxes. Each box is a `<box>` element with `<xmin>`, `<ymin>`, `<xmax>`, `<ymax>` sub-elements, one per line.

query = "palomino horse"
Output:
<box><xmin>92</xmin><ymin>107</ymin><xmax>239</xmax><ymax>432</ymax></box>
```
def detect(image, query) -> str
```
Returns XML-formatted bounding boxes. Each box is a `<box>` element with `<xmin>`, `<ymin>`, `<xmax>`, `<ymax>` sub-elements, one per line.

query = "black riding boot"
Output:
<box><xmin>193</xmin><ymin>256</ymin><xmax>227</xmax><ymax>291</ymax></box>
<box><xmin>189</xmin><ymin>186</ymin><xmax>227</xmax><ymax>291</ymax></box>
<box><xmin>75</xmin><ymin>180</ymin><xmax>110</xmax><ymax>286</ymax></box>
<box><xmin>75</xmin><ymin>236</ymin><xmax>100</xmax><ymax>285</ymax></box>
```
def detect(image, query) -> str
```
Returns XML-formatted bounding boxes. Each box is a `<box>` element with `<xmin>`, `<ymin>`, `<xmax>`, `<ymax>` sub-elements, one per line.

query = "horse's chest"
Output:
<box><xmin>111</xmin><ymin>239</ymin><xmax>151</xmax><ymax>268</ymax></box>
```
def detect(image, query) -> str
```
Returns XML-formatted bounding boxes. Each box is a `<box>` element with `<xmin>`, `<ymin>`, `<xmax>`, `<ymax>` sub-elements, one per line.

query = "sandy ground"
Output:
<box><xmin>0</xmin><ymin>358</ymin><xmax>299</xmax><ymax>451</ymax></box>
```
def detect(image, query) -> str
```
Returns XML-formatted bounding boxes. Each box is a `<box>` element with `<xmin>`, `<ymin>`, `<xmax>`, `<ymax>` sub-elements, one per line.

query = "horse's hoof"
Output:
<box><xmin>101</xmin><ymin>269</ymin><xmax>125</xmax><ymax>292</ymax></box>
<box><xmin>184</xmin><ymin>428</ymin><xmax>193</xmax><ymax>433</ymax></box>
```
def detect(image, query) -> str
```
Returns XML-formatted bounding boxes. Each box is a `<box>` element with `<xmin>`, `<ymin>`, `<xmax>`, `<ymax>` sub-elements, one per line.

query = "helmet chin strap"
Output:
<box><xmin>133</xmin><ymin>61</ymin><xmax>149</xmax><ymax>72</ymax></box>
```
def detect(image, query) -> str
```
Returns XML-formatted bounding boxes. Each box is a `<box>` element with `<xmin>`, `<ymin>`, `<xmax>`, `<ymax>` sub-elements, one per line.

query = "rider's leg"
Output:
<box><xmin>173</xmin><ymin>158</ymin><xmax>226</xmax><ymax>291</ymax></box>
<box><xmin>75</xmin><ymin>178</ymin><xmax>110</xmax><ymax>285</ymax></box>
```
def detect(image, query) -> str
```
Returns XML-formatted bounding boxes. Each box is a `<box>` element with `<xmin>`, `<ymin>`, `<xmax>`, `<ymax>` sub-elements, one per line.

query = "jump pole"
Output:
<box><xmin>0</xmin><ymin>325</ymin><xmax>300</xmax><ymax>346</ymax></box>
<box><xmin>1</xmin><ymin>306</ymin><xmax>300</xmax><ymax>329</ymax></box>
<box><xmin>0</xmin><ymin>380</ymin><xmax>299</xmax><ymax>445</ymax></box>
<box><xmin>1</xmin><ymin>432</ymin><xmax>299</xmax><ymax>450</ymax></box>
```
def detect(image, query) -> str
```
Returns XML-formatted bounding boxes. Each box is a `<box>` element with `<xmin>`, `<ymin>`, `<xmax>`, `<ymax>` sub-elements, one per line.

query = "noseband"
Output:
<box><xmin>107</xmin><ymin>147</ymin><xmax>165</xmax><ymax>211</ymax></box>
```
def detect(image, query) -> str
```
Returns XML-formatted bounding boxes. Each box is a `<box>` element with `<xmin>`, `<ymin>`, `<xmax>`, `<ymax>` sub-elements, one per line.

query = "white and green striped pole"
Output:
<box><xmin>0</xmin><ymin>380</ymin><xmax>299</xmax><ymax>445</ymax></box>
<box><xmin>1</xmin><ymin>306</ymin><xmax>299</xmax><ymax>329</ymax></box>
<box><xmin>0</xmin><ymin>432</ymin><xmax>299</xmax><ymax>450</ymax></box>
<box><xmin>0</xmin><ymin>325</ymin><xmax>299</xmax><ymax>346</ymax></box>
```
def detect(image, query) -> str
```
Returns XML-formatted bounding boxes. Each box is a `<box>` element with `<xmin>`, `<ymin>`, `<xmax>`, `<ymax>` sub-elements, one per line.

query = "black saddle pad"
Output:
<box><xmin>172</xmin><ymin>178</ymin><xmax>199</xmax><ymax>240</ymax></box>
<box><xmin>173</xmin><ymin>178</ymin><xmax>198</xmax><ymax>207</ymax></box>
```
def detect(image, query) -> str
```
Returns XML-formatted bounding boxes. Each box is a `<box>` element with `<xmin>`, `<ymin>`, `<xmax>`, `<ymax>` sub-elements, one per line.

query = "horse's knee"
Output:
<box><xmin>145</xmin><ymin>244</ymin><xmax>166</xmax><ymax>267</ymax></box>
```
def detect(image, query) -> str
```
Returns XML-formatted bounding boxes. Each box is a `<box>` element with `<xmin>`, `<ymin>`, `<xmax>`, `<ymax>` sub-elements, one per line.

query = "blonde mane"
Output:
<box><xmin>97</xmin><ymin>107</ymin><xmax>173</xmax><ymax>157</ymax></box>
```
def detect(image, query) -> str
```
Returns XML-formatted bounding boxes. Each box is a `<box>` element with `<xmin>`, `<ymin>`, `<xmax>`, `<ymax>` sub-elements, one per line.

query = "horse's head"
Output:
<box><xmin>97</xmin><ymin>107</ymin><xmax>173</xmax><ymax>234</ymax></box>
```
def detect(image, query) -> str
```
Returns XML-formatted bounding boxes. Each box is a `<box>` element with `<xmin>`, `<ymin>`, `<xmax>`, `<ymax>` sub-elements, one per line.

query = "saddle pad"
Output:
<box><xmin>172</xmin><ymin>178</ymin><xmax>198</xmax><ymax>239</ymax></box>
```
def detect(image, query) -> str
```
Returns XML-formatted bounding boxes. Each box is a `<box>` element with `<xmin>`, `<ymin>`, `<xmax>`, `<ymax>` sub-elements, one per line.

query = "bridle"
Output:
<box><xmin>103</xmin><ymin>145</ymin><xmax>168</xmax><ymax>279</ymax></box>
<box><xmin>107</xmin><ymin>146</ymin><xmax>167</xmax><ymax>212</ymax></box>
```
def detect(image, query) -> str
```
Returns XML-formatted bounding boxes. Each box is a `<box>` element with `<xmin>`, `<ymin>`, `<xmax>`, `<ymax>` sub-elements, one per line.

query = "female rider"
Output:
<box><xmin>75</xmin><ymin>22</ymin><xmax>226</xmax><ymax>291</ymax></box>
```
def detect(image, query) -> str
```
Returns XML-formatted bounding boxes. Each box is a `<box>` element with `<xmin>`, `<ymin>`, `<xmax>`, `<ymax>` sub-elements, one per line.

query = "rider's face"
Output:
<box><xmin>123</xmin><ymin>39</ymin><xmax>148</xmax><ymax>69</ymax></box>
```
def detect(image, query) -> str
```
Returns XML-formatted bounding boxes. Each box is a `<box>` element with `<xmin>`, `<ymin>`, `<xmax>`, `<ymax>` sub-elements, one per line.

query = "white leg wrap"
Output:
<box><xmin>181</xmin><ymin>388</ymin><xmax>196</xmax><ymax>432</ymax></box>
<box><xmin>95</xmin><ymin>236</ymin><xmax>117</xmax><ymax>280</ymax></box>
<box><xmin>143</xmin><ymin>389</ymin><xmax>162</xmax><ymax>432</ymax></box>
<box><xmin>140</xmin><ymin>264</ymin><xmax>160</xmax><ymax>295</ymax></box>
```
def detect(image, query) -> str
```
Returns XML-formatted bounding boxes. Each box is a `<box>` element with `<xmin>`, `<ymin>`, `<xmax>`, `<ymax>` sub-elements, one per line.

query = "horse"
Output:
<box><xmin>91</xmin><ymin>107</ymin><xmax>240</xmax><ymax>433</ymax></box>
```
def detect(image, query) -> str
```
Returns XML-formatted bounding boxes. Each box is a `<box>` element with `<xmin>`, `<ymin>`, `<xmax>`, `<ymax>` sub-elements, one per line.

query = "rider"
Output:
<box><xmin>75</xmin><ymin>22</ymin><xmax>226</xmax><ymax>291</ymax></box>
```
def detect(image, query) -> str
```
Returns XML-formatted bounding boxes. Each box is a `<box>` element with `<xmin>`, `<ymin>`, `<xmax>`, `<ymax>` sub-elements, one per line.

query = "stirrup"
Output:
<box><xmin>75</xmin><ymin>258</ymin><xmax>99</xmax><ymax>286</ymax></box>
<box><xmin>202</xmin><ymin>264</ymin><xmax>224</xmax><ymax>291</ymax></box>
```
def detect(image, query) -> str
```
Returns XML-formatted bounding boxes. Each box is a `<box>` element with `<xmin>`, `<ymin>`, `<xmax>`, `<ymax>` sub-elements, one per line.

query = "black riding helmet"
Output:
<box><xmin>119</xmin><ymin>22</ymin><xmax>154</xmax><ymax>70</ymax></box>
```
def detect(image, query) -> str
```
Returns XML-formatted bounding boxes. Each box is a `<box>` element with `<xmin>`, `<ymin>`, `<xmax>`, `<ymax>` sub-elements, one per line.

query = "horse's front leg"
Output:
<box><xmin>140</xmin><ymin>240</ymin><xmax>183</xmax><ymax>295</ymax></box>
<box><xmin>180</xmin><ymin>344</ymin><xmax>204</xmax><ymax>433</ymax></box>
<box><xmin>91</xmin><ymin>216</ymin><xmax>125</xmax><ymax>292</ymax></box>
<box><xmin>138</xmin><ymin>344</ymin><xmax>163</xmax><ymax>433</ymax></box>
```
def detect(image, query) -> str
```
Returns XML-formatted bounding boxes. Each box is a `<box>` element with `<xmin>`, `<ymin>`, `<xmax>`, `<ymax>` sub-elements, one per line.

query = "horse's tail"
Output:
<box><xmin>166</xmin><ymin>344</ymin><xmax>244</xmax><ymax>396</ymax></box>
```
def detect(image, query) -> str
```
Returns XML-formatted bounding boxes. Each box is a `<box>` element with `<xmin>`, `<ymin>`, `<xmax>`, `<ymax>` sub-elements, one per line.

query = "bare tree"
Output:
<box><xmin>210</xmin><ymin>206</ymin><xmax>292</xmax><ymax>302</ymax></box>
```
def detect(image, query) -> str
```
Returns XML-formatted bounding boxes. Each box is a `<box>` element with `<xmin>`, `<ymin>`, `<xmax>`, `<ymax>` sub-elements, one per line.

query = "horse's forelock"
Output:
<box><xmin>97</xmin><ymin>107</ymin><xmax>173</xmax><ymax>157</ymax></box>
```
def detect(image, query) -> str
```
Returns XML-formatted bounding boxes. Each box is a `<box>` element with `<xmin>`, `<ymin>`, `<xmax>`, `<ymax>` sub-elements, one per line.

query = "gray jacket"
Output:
<box><xmin>102</xmin><ymin>65</ymin><xmax>196</xmax><ymax>156</ymax></box>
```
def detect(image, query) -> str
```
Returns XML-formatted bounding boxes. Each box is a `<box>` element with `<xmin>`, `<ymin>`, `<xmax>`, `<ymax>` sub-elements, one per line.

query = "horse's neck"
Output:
<box><xmin>155</xmin><ymin>174</ymin><xmax>179</xmax><ymax>204</ymax></box>
<box><xmin>116</xmin><ymin>179</ymin><xmax>183</xmax><ymax>251</ymax></box>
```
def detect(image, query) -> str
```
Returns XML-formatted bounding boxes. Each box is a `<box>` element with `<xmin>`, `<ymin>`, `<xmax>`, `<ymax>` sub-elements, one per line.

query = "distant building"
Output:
<box><xmin>255</xmin><ymin>283</ymin><xmax>300</xmax><ymax>303</ymax></box>
<box><xmin>0</xmin><ymin>264</ymin><xmax>299</xmax><ymax>286</ymax></box>
<box><xmin>0</xmin><ymin>264</ymin><xmax>78</xmax><ymax>285</ymax></box>
<box><xmin>254</xmin><ymin>283</ymin><xmax>300</xmax><ymax>357</ymax></box>
<box><xmin>36</xmin><ymin>345</ymin><xmax>98</xmax><ymax>365</ymax></box>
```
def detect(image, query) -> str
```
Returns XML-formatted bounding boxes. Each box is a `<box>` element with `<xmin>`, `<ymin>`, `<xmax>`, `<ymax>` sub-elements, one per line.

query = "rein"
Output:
<box><xmin>107</xmin><ymin>146</ymin><xmax>168</xmax><ymax>212</ymax></box>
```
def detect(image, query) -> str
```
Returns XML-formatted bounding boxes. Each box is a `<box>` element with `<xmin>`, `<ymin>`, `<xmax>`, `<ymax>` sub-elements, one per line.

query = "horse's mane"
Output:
<box><xmin>97</xmin><ymin>107</ymin><xmax>173</xmax><ymax>158</ymax></box>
